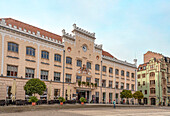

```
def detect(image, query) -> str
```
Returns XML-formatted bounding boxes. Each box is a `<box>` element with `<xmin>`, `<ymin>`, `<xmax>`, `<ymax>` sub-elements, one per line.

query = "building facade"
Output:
<box><xmin>137</xmin><ymin>51</ymin><xmax>170</xmax><ymax>106</ymax></box>
<box><xmin>0</xmin><ymin>18</ymin><xmax>137</xmax><ymax>104</ymax></box>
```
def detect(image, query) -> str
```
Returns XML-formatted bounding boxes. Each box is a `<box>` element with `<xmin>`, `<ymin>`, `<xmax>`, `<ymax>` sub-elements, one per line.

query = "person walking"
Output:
<box><xmin>113</xmin><ymin>100</ymin><xmax>116</xmax><ymax>109</ymax></box>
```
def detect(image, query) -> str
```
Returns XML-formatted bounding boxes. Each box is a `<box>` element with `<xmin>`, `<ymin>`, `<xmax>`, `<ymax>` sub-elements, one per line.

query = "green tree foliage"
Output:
<box><xmin>58</xmin><ymin>97</ymin><xmax>65</xmax><ymax>102</ymax></box>
<box><xmin>120</xmin><ymin>90</ymin><xmax>133</xmax><ymax>99</ymax></box>
<box><xmin>80</xmin><ymin>97</ymin><xmax>87</xmax><ymax>103</ymax></box>
<box><xmin>28</xmin><ymin>96</ymin><xmax>39</xmax><ymax>103</ymax></box>
<box><xmin>133</xmin><ymin>91</ymin><xmax>144</xmax><ymax>101</ymax></box>
<box><xmin>24</xmin><ymin>79</ymin><xmax>46</xmax><ymax>96</ymax></box>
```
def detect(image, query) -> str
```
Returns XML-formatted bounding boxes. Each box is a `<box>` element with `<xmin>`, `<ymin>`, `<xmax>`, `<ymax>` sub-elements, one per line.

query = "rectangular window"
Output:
<box><xmin>54</xmin><ymin>72</ymin><xmax>60</xmax><ymax>81</ymax></box>
<box><xmin>87</xmin><ymin>62</ymin><xmax>91</xmax><ymax>69</ymax></box>
<box><xmin>115</xmin><ymin>69</ymin><xmax>119</xmax><ymax>75</ymax></box>
<box><xmin>143</xmin><ymin>81</ymin><xmax>145</xmax><ymax>85</ymax></box>
<box><xmin>109</xmin><ymin>67</ymin><xmax>113</xmax><ymax>74</ymax></box>
<box><xmin>150</xmin><ymin>80</ymin><xmax>155</xmax><ymax>85</ymax></box>
<box><xmin>131</xmin><ymin>73</ymin><xmax>134</xmax><ymax>78</ymax></box>
<box><xmin>95</xmin><ymin>78</ymin><xmax>99</xmax><ymax>87</ymax></box>
<box><xmin>121</xmin><ymin>83</ymin><xmax>124</xmax><ymax>89</ymax></box>
<box><xmin>131</xmin><ymin>84</ymin><xmax>134</xmax><ymax>91</ymax></box>
<box><xmin>102</xmin><ymin>80</ymin><xmax>106</xmax><ymax>88</ymax></box>
<box><xmin>41</xmin><ymin>70</ymin><xmax>48</xmax><ymax>80</ymax></box>
<box><xmin>65</xmin><ymin>74</ymin><xmax>72</xmax><ymax>83</ymax></box>
<box><xmin>116</xmin><ymin>82</ymin><xmax>119</xmax><ymax>89</ymax></box>
<box><xmin>8</xmin><ymin>42</ymin><xmax>18</xmax><ymax>53</ymax></box>
<box><xmin>25</xmin><ymin>68</ymin><xmax>34</xmax><ymax>78</ymax></box>
<box><xmin>76</xmin><ymin>76</ymin><xmax>82</xmax><ymax>82</ymax></box>
<box><xmin>150</xmin><ymin>88</ymin><xmax>155</xmax><ymax>94</ymax></box>
<box><xmin>145</xmin><ymin>90</ymin><xmax>147</xmax><ymax>94</ymax></box>
<box><xmin>126</xmin><ymin>72</ymin><xmax>130</xmax><ymax>77</ymax></box>
<box><xmin>142</xmin><ymin>74</ymin><xmax>145</xmax><ymax>78</ymax></box>
<box><xmin>54</xmin><ymin>89</ymin><xmax>60</xmax><ymax>99</ymax></box>
<box><xmin>109</xmin><ymin>81</ymin><xmax>113</xmax><ymax>88</ymax></box>
<box><xmin>86</xmin><ymin>77</ymin><xmax>91</xmax><ymax>83</ymax></box>
<box><xmin>26</xmin><ymin>47</ymin><xmax>35</xmax><ymax>56</ymax></box>
<box><xmin>7</xmin><ymin>65</ymin><xmax>18</xmax><ymax>77</ymax></box>
<box><xmin>138</xmin><ymin>82</ymin><xmax>140</xmax><ymax>86</ymax></box>
<box><xmin>54</xmin><ymin>54</ymin><xmax>61</xmax><ymax>62</ymax></box>
<box><xmin>77</xmin><ymin>60</ymin><xmax>82</xmax><ymax>67</ymax></box>
<box><xmin>41</xmin><ymin>51</ymin><xmax>49</xmax><ymax>59</ymax></box>
<box><xmin>95</xmin><ymin>64</ymin><xmax>100</xmax><ymax>71</ymax></box>
<box><xmin>66</xmin><ymin>57</ymin><xmax>72</xmax><ymax>64</ymax></box>
<box><xmin>102</xmin><ymin>66</ymin><xmax>106</xmax><ymax>72</ymax></box>
<box><xmin>109</xmin><ymin>93</ymin><xmax>113</xmax><ymax>102</ymax></box>
<box><xmin>138</xmin><ymin>75</ymin><xmax>140</xmax><ymax>79</ymax></box>
<box><xmin>126</xmin><ymin>83</ymin><xmax>129</xmax><ymax>90</ymax></box>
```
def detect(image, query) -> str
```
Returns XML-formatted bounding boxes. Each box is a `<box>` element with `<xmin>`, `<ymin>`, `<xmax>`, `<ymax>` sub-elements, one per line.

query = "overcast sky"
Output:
<box><xmin>0</xmin><ymin>0</ymin><xmax>170</xmax><ymax>65</ymax></box>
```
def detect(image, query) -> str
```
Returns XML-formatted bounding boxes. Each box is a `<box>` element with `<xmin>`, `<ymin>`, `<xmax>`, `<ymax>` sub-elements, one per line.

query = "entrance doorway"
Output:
<box><xmin>76</xmin><ymin>90</ymin><xmax>91</xmax><ymax>102</ymax></box>
<box><xmin>144</xmin><ymin>98</ymin><xmax>148</xmax><ymax>105</ymax></box>
<box><xmin>151</xmin><ymin>98</ymin><xmax>156</xmax><ymax>105</ymax></box>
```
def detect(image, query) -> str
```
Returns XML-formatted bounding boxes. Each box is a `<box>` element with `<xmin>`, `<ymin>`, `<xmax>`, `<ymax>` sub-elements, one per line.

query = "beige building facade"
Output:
<box><xmin>0</xmin><ymin>18</ymin><xmax>137</xmax><ymax>104</ymax></box>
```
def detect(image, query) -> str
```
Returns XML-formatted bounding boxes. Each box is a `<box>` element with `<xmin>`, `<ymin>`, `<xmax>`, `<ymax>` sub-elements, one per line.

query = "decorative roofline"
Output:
<box><xmin>62</xmin><ymin>29</ymin><xmax>75</xmax><ymax>41</ymax></box>
<box><xmin>94</xmin><ymin>44</ymin><xmax>102</xmax><ymax>50</ymax></box>
<box><xmin>0</xmin><ymin>19</ymin><xmax>64</xmax><ymax>47</ymax></box>
<box><xmin>102</xmin><ymin>55</ymin><xmax>137</xmax><ymax>68</ymax></box>
<box><xmin>72</xmin><ymin>24</ymin><xmax>95</xmax><ymax>39</ymax></box>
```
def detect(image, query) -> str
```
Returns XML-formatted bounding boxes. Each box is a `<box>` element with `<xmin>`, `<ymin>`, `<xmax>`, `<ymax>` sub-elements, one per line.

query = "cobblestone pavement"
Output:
<box><xmin>0</xmin><ymin>107</ymin><xmax>170</xmax><ymax>116</ymax></box>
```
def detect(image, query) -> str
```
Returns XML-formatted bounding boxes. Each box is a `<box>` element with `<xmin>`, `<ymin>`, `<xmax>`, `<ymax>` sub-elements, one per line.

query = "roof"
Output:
<box><xmin>102</xmin><ymin>50</ymin><xmax>117</xmax><ymax>59</ymax></box>
<box><xmin>0</xmin><ymin>18</ymin><xmax>62</xmax><ymax>42</ymax></box>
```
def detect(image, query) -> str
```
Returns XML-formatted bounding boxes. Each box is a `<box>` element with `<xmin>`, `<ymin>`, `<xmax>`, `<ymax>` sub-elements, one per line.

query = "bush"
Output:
<box><xmin>29</xmin><ymin>96</ymin><xmax>38</xmax><ymax>103</ymax></box>
<box><xmin>58</xmin><ymin>97</ymin><xmax>65</xmax><ymax>102</ymax></box>
<box><xmin>78</xmin><ymin>81</ymin><xmax>81</xmax><ymax>87</ymax></box>
<box><xmin>80</xmin><ymin>97</ymin><xmax>86</xmax><ymax>103</ymax></box>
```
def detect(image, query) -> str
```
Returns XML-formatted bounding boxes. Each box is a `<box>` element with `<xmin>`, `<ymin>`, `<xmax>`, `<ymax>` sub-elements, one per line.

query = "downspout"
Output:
<box><xmin>100</xmin><ymin>60</ymin><xmax>103</xmax><ymax>103</ymax></box>
<box><xmin>62</xmin><ymin>50</ymin><xmax>65</xmax><ymax>97</ymax></box>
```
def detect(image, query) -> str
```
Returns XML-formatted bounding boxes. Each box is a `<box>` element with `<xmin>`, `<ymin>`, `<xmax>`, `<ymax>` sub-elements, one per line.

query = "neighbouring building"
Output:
<box><xmin>0</xmin><ymin>18</ymin><xmax>137</xmax><ymax>104</ymax></box>
<box><xmin>137</xmin><ymin>51</ymin><xmax>170</xmax><ymax>106</ymax></box>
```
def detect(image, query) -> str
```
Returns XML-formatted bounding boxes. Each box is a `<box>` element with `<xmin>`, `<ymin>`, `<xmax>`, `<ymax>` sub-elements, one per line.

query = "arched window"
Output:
<box><xmin>87</xmin><ymin>62</ymin><xmax>91</xmax><ymax>69</ymax></box>
<box><xmin>54</xmin><ymin>54</ymin><xmax>61</xmax><ymax>62</ymax></box>
<box><xmin>26</xmin><ymin>47</ymin><xmax>35</xmax><ymax>56</ymax></box>
<box><xmin>109</xmin><ymin>67</ymin><xmax>113</xmax><ymax>74</ymax></box>
<box><xmin>126</xmin><ymin>71</ymin><xmax>130</xmax><ymax>77</ymax></box>
<box><xmin>115</xmin><ymin>69</ymin><xmax>119</xmax><ymax>75</ymax></box>
<box><xmin>41</xmin><ymin>51</ymin><xmax>49</xmax><ymax>59</ymax></box>
<box><xmin>102</xmin><ymin>66</ymin><xmax>107</xmax><ymax>72</ymax></box>
<box><xmin>8</xmin><ymin>42</ymin><xmax>19</xmax><ymax>53</ymax></box>
<box><xmin>66</xmin><ymin>57</ymin><xmax>72</xmax><ymax>64</ymax></box>
<box><xmin>95</xmin><ymin>64</ymin><xmax>100</xmax><ymax>71</ymax></box>
<box><xmin>150</xmin><ymin>72</ymin><xmax>155</xmax><ymax>77</ymax></box>
<box><xmin>121</xmin><ymin>70</ymin><xmax>124</xmax><ymax>76</ymax></box>
<box><xmin>77</xmin><ymin>60</ymin><xmax>82</xmax><ymax>67</ymax></box>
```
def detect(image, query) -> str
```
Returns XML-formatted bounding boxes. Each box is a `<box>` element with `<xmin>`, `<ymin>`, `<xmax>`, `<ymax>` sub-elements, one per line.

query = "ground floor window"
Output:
<box><xmin>25</xmin><ymin>68</ymin><xmax>34</xmax><ymax>78</ymax></box>
<box><xmin>144</xmin><ymin>98</ymin><xmax>148</xmax><ymax>104</ymax></box>
<box><xmin>54</xmin><ymin>72</ymin><xmax>60</xmax><ymax>82</ymax></box>
<box><xmin>109</xmin><ymin>93</ymin><xmax>113</xmax><ymax>103</ymax></box>
<box><xmin>116</xmin><ymin>93</ymin><xmax>119</xmax><ymax>104</ymax></box>
<box><xmin>54</xmin><ymin>89</ymin><xmax>60</xmax><ymax>99</ymax></box>
<box><xmin>6</xmin><ymin>86</ymin><xmax>12</xmax><ymax>99</ymax></box>
<box><xmin>40</xmin><ymin>89</ymin><xmax>47</xmax><ymax>100</ymax></box>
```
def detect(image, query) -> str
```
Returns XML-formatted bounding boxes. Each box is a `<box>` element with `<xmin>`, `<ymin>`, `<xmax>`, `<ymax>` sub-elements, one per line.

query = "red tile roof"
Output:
<box><xmin>102</xmin><ymin>50</ymin><xmax>117</xmax><ymax>59</ymax></box>
<box><xmin>0</xmin><ymin>18</ymin><xmax>62</xmax><ymax>42</ymax></box>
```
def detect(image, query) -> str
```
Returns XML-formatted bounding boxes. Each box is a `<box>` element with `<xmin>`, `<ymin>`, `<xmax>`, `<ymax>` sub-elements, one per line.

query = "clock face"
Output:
<box><xmin>82</xmin><ymin>45</ymin><xmax>87</xmax><ymax>52</ymax></box>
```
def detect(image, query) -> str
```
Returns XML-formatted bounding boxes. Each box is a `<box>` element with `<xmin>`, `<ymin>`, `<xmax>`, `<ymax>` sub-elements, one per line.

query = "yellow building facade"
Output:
<box><xmin>0</xmin><ymin>18</ymin><xmax>137</xmax><ymax>104</ymax></box>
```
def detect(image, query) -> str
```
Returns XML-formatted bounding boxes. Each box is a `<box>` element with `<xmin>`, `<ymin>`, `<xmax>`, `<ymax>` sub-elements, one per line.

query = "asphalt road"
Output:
<box><xmin>0</xmin><ymin>107</ymin><xmax>170</xmax><ymax>116</ymax></box>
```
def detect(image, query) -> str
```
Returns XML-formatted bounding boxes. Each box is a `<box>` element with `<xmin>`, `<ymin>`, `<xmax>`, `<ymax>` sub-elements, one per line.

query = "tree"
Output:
<box><xmin>133</xmin><ymin>91</ymin><xmax>144</xmax><ymax>104</ymax></box>
<box><xmin>120</xmin><ymin>90</ymin><xmax>133</xmax><ymax>104</ymax></box>
<box><xmin>24</xmin><ymin>79</ymin><xmax>46</xmax><ymax>96</ymax></box>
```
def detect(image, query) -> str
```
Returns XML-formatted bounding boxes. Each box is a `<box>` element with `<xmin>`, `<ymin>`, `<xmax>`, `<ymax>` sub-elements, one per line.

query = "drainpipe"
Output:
<box><xmin>62</xmin><ymin>50</ymin><xmax>65</xmax><ymax>97</ymax></box>
<box><xmin>100</xmin><ymin>60</ymin><xmax>103</xmax><ymax>103</ymax></box>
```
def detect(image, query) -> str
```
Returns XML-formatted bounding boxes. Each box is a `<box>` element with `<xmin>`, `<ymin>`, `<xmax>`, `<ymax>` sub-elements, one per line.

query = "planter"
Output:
<box><xmin>81</xmin><ymin>102</ymin><xmax>84</xmax><ymax>105</ymax></box>
<box><xmin>32</xmin><ymin>102</ymin><xmax>36</xmax><ymax>106</ymax></box>
<box><xmin>60</xmin><ymin>102</ymin><xmax>63</xmax><ymax>105</ymax></box>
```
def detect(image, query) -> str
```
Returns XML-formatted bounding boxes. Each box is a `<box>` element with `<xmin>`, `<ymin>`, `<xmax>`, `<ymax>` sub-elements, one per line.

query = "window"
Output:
<box><xmin>138</xmin><ymin>75</ymin><xmax>140</xmax><ymax>79</ymax></box>
<box><xmin>7</xmin><ymin>65</ymin><xmax>18</xmax><ymax>77</ymax></box>
<box><xmin>109</xmin><ymin>93</ymin><xmax>113</xmax><ymax>102</ymax></box>
<box><xmin>121</xmin><ymin>70</ymin><xmax>124</xmax><ymax>76</ymax></box>
<box><xmin>126</xmin><ymin>83</ymin><xmax>129</xmax><ymax>90</ymax></box>
<box><xmin>150</xmin><ymin>80</ymin><xmax>155</xmax><ymax>85</ymax></box>
<box><xmin>131</xmin><ymin>73</ymin><xmax>134</xmax><ymax>78</ymax></box>
<box><xmin>87</xmin><ymin>62</ymin><xmax>91</xmax><ymax>69</ymax></box>
<box><xmin>54</xmin><ymin>89</ymin><xmax>60</xmax><ymax>99</ymax></box>
<box><xmin>41</xmin><ymin>51</ymin><xmax>49</xmax><ymax>59</ymax></box>
<box><xmin>142</xmin><ymin>74</ymin><xmax>145</xmax><ymax>78</ymax></box>
<box><xmin>121</xmin><ymin>83</ymin><xmax>124</xmax><ymax>89</ymax></box>
<box><xmin>116</xmin><ymin>82</ymin><xmax>119</xmax><ymax>89</ymax></box>
<box><xmin>41</xmin><ymin>70</ymin><xmax>48</xmax><ymax>80</ymax></box>
<box><xmin>143</xmin><ymin>66</ymin><xmax>146</xmax><ymax>70</ymax></box>
<box><xmin>25</xmin><ymin>68</ymin><xmax>34</xmax><ymax>78</ymax></box>
<box><xmin>76</xmin><ymin>76</ymin><xmax>82</xmax><ymax>82</ymax></box>
<box><xmin>26</xmin><ymin>47</ymin><xmax>35</xmax><ymax>56</ymax></box>
<box><xmin>138</xmin><ymin>82</ymin><xmax>140</xmax><ymax>86</ymax></box>
<box><xmin>95</xmin><ymin>64</ymin><xmax>100</xmax><ymax>71</ymax></box>
<box><xmin>40</xmin><ymin>89</ymin><xmax>47</xmax><ymax>100</ymax></box>
<box><xmin>150</xmin><ymin>88</ymin><xmax>155</xmax><ymax>94</ymax></box>
<box><xmin>109</xmin><ymin>67</ymin><xmax>113</xmax><ymax>74</ymax></box>
<box><xmin>131</xmin><ymin>84</ymin><xmax>134</xmax><ymax>91</ymax></box>
<box><xmin>145</xmin><ymin>90</ymin><xmax>147</xmax><ymax>94</ymax></box>
<box><xmin>150</xmin><ymin>72</ymin><xmax>155</xmax><ymax>77</ymax></box>
<box><xmin>95</xmin><ymin>78</ymin><xmax>99</xmax><ymax>87</ymax></box>
<box><xmin>102</xmin><ymin>66</ymin><xmax>106</xmax><ymax>72</ymax></box>
<box><xmin>66</xmin><ymin>57</ymin><xmax>72</xmax><ymax>64</ymax></box>
<box><xmin>86</xmin><ymin>77</ymin><xmax>91</xmax><ymax>83</ymax></box>
<box><xmin>102</xmin><ymin>80</ymin><xmax>106</xmax><ymax>87</ymax></box>
<box><xmin>8</xmin><ymin>42</ymin><xmax>18</xmax><ymax>53</ymax></box>
<box><xmin>65</xmin><ymin>74</ymin><xmax>71</xmax><ymax>83</ymax></box>
<box><xmin>143</xmin><ymin>81</ymin><xmax>145</xmax><ymax>85</ymax></box>
<box><xmin>54</xmin><ymin>72</ymin><xmax>60</xmax><ymax>81</ymax></box>
<box><xmin>54</xmin><ymin>54</ymin><xmax>61</xmax><ymax>62</ymax></box>
<box><xmin>109</xmin><ymin>81</ymin><xmax>113</xmax><ymax>88</ymax></box>
<box><xmin>115</xmin><ymin>69</ymin><xmax>119</xmax><ymax>75</ymax></box>
<box><xmin>126</xmin><ymin>71</ymin><xmax>130</xmax><ymax>77</ymax></box>
<box><xmin>77</xmin><ymin>60</ymin><xmax>82</xmax><ymax>67</ymax></box>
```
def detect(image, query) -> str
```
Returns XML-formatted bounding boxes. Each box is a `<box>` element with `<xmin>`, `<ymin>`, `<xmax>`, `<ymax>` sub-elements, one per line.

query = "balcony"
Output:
<box><xmin>74</xmin><ymin>82</ymin><xmax>97</xmax><ymax>90</ymax></box>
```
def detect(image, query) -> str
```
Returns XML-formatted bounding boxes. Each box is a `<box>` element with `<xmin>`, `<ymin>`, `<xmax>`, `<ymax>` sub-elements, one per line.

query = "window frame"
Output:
<box><xmin>8</xmin><ymin>42</ymin><xmax>19</xmax><ymax>53</ymax></box>
<box><xmin>26</xmin><ymin>47</ymin><xmax>35</xmax><ymax>56</ymax></box>
<box><xmin>54</xmin><ymin>54</ymin><xmax>61</xmax><ymax>62</ymax></box>
<box><xmin>41</xmin><ymin>51</ymin><xmax>49</xmax><ymax>59</ymax></box>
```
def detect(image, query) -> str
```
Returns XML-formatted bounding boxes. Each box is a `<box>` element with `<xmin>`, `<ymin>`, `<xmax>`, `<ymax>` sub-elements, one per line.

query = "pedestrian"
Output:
<box><xmin>113</xmin><ymin>100</ymin><xmax>116</xmax><ymax>109</ymax></box>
